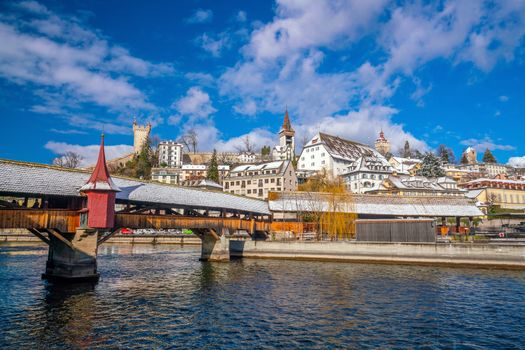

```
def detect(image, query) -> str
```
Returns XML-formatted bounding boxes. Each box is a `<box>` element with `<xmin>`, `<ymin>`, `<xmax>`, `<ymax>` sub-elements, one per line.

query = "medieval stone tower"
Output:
<box><xmin>374</xmin><ymin>130</ymin><xmax>391</xmax><ymax>156</ymax></box>
<box><xmin>133</xmin><ymin>120</ymin><xmax>152</xmax><ymax>153</ymax></box>
<box><xmin>464</xmin><ymin>146</ymin><xmax>477</xmax><ymax>164</ymax></box>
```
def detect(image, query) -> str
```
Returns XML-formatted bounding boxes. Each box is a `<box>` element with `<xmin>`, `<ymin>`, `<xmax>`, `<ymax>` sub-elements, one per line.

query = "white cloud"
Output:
<box><xmin>168</xmin><ymin>114</ymin><xmax>182</xmax><ymax>125</ymax></box>
<box><xmin>214</xmin><ymin>128</ymin><xmax>275</xmax><ymax>152</ymax></box>
<box><xmin>196</xmin><ymin>33</ymin><xmax>230</xmax><ymax>57</ymax></box>
<box><xmin>295</xmin><ymin>105</ymin><xmax>428</xmax><ymax>154</ymax></box>
<box><xmin>45</xmin><ymin>141</ymin><xmax>133</xmax><ymax>166</ymax></box>
<box><xmin>172</xmin><ymin>87</ymin><xmax>217</xmax><ymax>121</ymax></box>
<box><xmin>236</xmin><ymin>11</ymin><xmax>247</xmax><ymax>22</ymax></box>
<box><xmin>460</xmin><ymin>137</ymin><xmax>515</xmax><ymax>152</ymax></box>
<box><xmin>185</xmin><ymin>72</ymin><xmax>215</xmax><ymax>87</ymax></box>
<box><xmin>233</xmin><ymin>99</ymin><xmax>257</xmax><ymax>116</ymax></box>
<box><xmin>245</xmin><ymin>0</ymin><xmax>387</xmax><ymax>61</ymax></box>
<box><xmin>0</xmin><ymin>2</ymin><xmax>173</xmax><ymax>116</ymax></box>
<box><xmin>508</xmin><ymin>156</ymin><xmax>525</xmax><ymax>168</ymax></box>
<box><xmin>499</xmin><ymin>95</ymin><xmax>509</xmax><ymax>102</ymax></box>
<box><xmin>186</xmin><ymin>9</ymin><xmax>213</xmax><ymax>24</ymax></box>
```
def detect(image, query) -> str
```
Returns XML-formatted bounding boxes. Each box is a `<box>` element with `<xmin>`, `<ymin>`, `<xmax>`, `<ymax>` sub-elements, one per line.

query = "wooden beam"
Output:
<box><xmin>46</xmin><ymin>229</ymin><xmax>75</xmax><ymax>250</ymax></box>
<box><xmin>97</xmin><ymin>228</ymin><xmax>121</xmax><ymax>246</ymax></box>
<box><xmin>28</xmin><ymin>228</ymin><xmax>50</xmax><ymax>245</ymax></box>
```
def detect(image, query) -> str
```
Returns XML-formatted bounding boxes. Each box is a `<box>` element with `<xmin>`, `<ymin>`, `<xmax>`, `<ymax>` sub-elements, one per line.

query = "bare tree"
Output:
<box><xmin>179</xmin><ymin>129</ymin><xmax>198</xmax><ymax>154</ymax></box>
<box><xmin>52</xmin><ymin>152</ymin><xmax>83</xmax><ymax>168</ymax></box>
<box><xmin>235</xmin><ymin>135</ymin><xmax>255</xmax><ymax>153</ymax></box>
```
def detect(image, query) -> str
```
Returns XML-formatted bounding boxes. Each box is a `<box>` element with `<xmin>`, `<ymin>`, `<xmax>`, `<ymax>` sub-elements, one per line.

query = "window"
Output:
<box><xmin>265</xmin><ymin>179</ymin><xmax>269</xmax><ymax>184</ymax></box>
<box><xmin>321</xmin><ymin>153</ymin><xmax>325</xmax><ymax>157</ymax></box>
<box><xmin>311</xmin><ymin>155</ymin><xmax>314</xmax><ymax>159</ymax></box>
<box><xmin>321</xmin><ymin>160</ymin><xmax>325</xmax><ymax>165</ymax></box>
<box><xmin>247</xmin><ymin>189</ymin><xmax>251</xmax><ymax>194</ymax></box>
<box><xmin>271</xmin><ymin>178</ymin><xmax>275</xmax><ymax>183</ymax></box>
<box><xmin>311</xmin><ymin>162</ymin><xmax>314</xmax><ymax>166</ymax></box>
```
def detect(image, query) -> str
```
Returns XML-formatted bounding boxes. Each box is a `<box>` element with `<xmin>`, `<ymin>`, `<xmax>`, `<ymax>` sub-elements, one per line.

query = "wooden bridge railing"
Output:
<box><xmin>114</xmin><ymin>213</ymin><xmax>271</xmax><ymax>232</ymax></box>
<box><xmin>0</xmin><ymin>209</ymin><xmax>80</xmax><ymax>233</ymax></box>
<box><xmin>0</xmin><ymin>209</ymin><xmax>271</xmax><ymax>233</ymax></box>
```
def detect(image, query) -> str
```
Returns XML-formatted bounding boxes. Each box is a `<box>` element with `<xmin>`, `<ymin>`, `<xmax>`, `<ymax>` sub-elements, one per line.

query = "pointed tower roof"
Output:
<box><xmin>280</xmin><ymin>108</ymin><xmax>294</xmax><ymax>132</ymax></box>
<box><xmin>80</xmin><ymin>135</ymin><xmax>120</xmax><ymax>192</ymax></box>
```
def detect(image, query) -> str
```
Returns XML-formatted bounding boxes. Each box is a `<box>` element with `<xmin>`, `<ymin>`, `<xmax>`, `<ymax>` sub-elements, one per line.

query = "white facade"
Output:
<box><xmin>152</xmin><ymin>164</ymin><xmax>230</xmax><ymax>185</ymax></box>
<box><xmin>389</xmin><ymin>157</ymin><xmax>422</xmax><ymax>174</ymax></box>
<box><xmin>342</xmin><ymin>156</ymin><xmax>394</xmax><ymax>193</ymax></box>
<box><xmin>297</xmin><ymin>133</ymin><xmax>386</xmax><ymax>178</ymax></box>
<box><xmin>223</xmin><ymin>160</ymin><xmax>297</xmax><ymax>199</ymax></box>
<box><xmin>237</xmin><ymin>152</ymin><xmax>259</xmax><ymax>164</ymax></box>
<box><xmin>158</xmin><ymin>141</ymin><xmax>184</xmax><ymax>168</ymax></box>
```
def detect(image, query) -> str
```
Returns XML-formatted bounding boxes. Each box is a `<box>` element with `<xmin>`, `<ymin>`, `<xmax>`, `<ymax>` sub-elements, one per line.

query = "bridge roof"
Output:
<box><xmin>0</xmin><ymin>159</ymin><xmax>270</xmax><ymax>215</ymax></box>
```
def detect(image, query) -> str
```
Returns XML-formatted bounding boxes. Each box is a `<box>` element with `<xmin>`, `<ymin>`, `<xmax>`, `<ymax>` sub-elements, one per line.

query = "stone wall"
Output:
<box><xmin>230</xmin><ymin>240</ymin><xmax>525</xmax><ymax>269</ymax></box>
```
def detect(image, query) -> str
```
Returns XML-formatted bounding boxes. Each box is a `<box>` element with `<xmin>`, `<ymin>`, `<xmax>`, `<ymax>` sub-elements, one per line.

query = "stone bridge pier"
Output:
<box><xmin>199</xmin><ymin>228</ymin><xmax>231</xmax><ymax>262</ymax></box>
<box><xmin>41</xmin><ymin>228</ymin><xmax>100</xmax><ymax>282</ymax></box>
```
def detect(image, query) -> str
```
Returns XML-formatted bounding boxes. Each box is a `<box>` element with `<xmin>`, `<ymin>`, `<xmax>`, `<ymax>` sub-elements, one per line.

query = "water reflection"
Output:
<box><xmin>1</xmin><ymin>243</ymin><xmax>524</xmax><ymax>349</ymax></box>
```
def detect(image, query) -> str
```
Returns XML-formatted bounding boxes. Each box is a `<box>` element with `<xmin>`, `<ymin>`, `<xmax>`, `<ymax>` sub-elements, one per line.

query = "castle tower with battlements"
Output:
<box><xmin>374</xmin><ymin>130</ymin><xmax>391</xmax><ymax>157</ymax></box>
<box><xmin>133</xmin><ymin>120</ymin><xmax>151</xmax><ymax>153</ymax></box>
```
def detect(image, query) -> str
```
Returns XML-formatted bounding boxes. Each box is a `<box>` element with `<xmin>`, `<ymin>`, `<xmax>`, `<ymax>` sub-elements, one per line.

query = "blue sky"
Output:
<box><xmin>1</xmin><ymin>0</ymin><xmax>525</xmax><ymax>166</ymax></box>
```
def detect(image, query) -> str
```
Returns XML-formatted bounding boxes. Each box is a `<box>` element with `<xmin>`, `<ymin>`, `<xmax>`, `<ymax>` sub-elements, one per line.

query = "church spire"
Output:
<box><xmin>281</xmin><ymin>107</ymin><xmax>293</xmax><ymax>132</ymax></box>
<box><xmin>80</xmin><ymin>134</ymin><xmax>120</xmax><ymax>192</ymax></box>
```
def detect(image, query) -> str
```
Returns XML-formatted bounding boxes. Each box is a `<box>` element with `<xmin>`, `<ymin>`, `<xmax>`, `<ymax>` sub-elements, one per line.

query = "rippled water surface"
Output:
<box><xmin>1</xmin><ymin>243</ymin><xmax>524</xmax><ymax>349</ymax></box>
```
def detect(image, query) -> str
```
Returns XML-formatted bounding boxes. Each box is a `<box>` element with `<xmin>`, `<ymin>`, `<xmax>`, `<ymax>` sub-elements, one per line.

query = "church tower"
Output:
<box><xmin>133</xmin><ymin>119</ymin><xmax>152</xmax><ymax>153</ymax></box>
<box><xmin>278</xmin><ymin>108</ymin><xmax>295</xmax><ymax>160</ymax></box>
<box><xmin>374</xmin><ymin>130</ymin><xmax>391</xmax><ymax>157</ymax></box>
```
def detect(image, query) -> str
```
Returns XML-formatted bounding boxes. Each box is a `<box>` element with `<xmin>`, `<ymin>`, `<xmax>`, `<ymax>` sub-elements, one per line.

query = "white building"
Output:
<box><xmin>237</xmin><ymin>152</ymin><xmax>259</xmax><ymax>164</ymax></box>
<box><xmin>151</xmin><ymin>164</ymin><xmax>230</xmax><ymax>185</ymax></box>
<box><xmin>272</xmin><ymin>109</ymin><xmax>295</xmax><ymax>161</ymax></box>
<box><xmin>223</xmin><ymin>160</ymin><xmax>297</xmax><ymax>199</ymax></box>
<box><xmin>342</xmin><ymin>156</ymin><xmax>394</xmax><ymax>193</ymax></box>
<box><xmin>389</xmin><ymin>157</ymin><xmax>422</xmax><ymax>175</ymax></box>
<box><xmin>158</xmin><ymin>141</ymin><xmax>184</xmax><ymax>168</ymax></box>
<box><xmin>297</xmin><ymin>132</ymin><xmax>387</xmax><ymax>178</ymax></box>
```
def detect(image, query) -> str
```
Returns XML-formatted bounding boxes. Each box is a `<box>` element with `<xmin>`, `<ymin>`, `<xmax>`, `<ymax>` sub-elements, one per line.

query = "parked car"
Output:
<box><xmin>120</xmin><ymin>228</ymin><xmax>133</xmax><ymax>235</ymax></box>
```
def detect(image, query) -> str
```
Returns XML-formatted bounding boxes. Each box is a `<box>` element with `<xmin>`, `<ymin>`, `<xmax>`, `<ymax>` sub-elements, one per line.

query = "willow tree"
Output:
<box><xmin>297</xmin><ymin>170</ymin><xmax>356</xmax><ymax>240</ymax></box>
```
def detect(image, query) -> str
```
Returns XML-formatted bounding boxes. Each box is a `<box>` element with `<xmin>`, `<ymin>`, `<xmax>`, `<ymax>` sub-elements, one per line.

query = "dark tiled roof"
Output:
<box><xmin>317</xmin><ymin>133</ymin><xmax>377</xmax><ymax>161</ymax></box>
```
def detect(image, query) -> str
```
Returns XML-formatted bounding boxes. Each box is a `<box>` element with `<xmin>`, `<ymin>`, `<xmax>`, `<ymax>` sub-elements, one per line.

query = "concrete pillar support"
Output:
<box><xmin>200</xmin><ymin>229</ymin><xmax>230</xmax><ymax>262</ymax></box>
<box><xmin>42</xmin><ymin>228</ymin><xmax>100</xmax><ymax>283</ymax></box>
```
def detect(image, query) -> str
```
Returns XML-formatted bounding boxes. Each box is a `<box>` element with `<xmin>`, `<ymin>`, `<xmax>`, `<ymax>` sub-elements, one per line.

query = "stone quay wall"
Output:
<box><xmin>230</xmin><ymin>240</ymin><xmax>525</xmax><ymax>269</ymax></box>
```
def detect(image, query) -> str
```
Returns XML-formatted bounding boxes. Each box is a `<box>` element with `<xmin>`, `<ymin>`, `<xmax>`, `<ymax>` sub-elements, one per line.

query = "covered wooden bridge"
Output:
<box><xmin>0</xmin><ymin>138</ymin><xmax>271</xmax><ymax>282</ymax></box>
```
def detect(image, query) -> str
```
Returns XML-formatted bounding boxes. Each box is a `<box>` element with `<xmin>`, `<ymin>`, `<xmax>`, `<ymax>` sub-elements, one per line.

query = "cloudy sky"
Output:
<box><xmin>1</xmin><ymin>0</ymin><xmax>525</xmax><ymax>166</ymax></box>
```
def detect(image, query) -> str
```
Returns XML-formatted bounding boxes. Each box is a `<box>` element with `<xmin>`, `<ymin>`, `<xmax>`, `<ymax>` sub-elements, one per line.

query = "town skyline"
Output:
<box><xmin>1</xmin><ymin>1</ymin><xmax>525</xmax><ymax>167</ymax></box>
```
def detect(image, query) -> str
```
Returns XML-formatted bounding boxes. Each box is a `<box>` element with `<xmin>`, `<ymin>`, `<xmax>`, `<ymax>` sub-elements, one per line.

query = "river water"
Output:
<box><xmin>1</xmin><ymin>243</ymin><xmax>524</xmax><ymax>349</ymax></box>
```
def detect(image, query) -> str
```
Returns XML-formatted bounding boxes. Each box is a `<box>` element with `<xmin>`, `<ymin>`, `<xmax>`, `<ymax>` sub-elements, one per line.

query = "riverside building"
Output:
<box><xmin>158</xmin><ymin>141</ymin><xmax>184</xmax><ymax>168</ymax></box>
<box><xmin>297</xmin><ymin>132</ymin><xmax>387</xmax><ymax>178</ymax></box>
<box><xmin>223</xmin><ymin>160</ymin><xmax>297</xmax><ymax>199</ymax></box>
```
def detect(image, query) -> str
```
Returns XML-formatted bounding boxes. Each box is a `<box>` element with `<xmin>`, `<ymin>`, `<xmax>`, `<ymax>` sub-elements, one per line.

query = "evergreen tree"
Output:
<box><xmin>436</xmin><ymin>144</ymin><xmax>456</xmax><ymax>164</ymax></box>
<box><xmin>482</xmin><ymin>149</ymin><xmax>497</xmax><ymax>164</ymax></box>
<box><xmin>414</xmin><ymin>150</ymin><xmax>424</xmax><ymax>159</ymax></box>
<box><xmin>416</xmin><ymin>152</ymin><xmax>446</xmax><ymax>178</ymax></box>
<box><xmin>460</xmin><ymin>153</ymin><xmax>469</xmax><ymax>165</ymax></box>
<box><xmin>135</xmin><ymin>136</ymin><xmax>153</xmax><ymax>179</ymax></box>
<box><xmin>206</xmin><ymin>149</ymin><xmax>219</xmax><ymax>183</ymax></box>
<box><xmin>403</xmin><ymin>141</ymin><xmax>412</xmax><ymax>158</ymax></box>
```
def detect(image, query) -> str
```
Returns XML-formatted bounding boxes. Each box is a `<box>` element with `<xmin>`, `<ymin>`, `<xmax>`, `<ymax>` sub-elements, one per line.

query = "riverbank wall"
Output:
<box><xmin>230</xmin><ymin>240</ymin><xmax>525</xmax><ymax>269</ymax></box>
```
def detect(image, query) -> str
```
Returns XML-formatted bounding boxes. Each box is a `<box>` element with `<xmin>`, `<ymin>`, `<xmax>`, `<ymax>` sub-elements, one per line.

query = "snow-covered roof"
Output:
<box><xmin>343</xmin><ymin>156</ymin><xmax>393</xmax><ymax>175</ymax></box>
<box><xmin>269</xmin><ymin>192</ymin><xmax>483</xmax><ymax>217</ymax></box>
<box><xmin>0</xmin><ymin>159</ymin><xmax>269</xmax><ymax>215</ymax></box>
<box><xmin>464</xmin><ymin>178</ymin><xmax>525</xmax><ymax>185</ymax></box>
<box><xmin>305</xmin><ymin>133</ymin><xmax>380</xmax><ymax>162</ymax></box>
<box><xmin>231</xmin><ymin>160</ymin><xmax>287</xmax><ymax>173</ymax></box>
